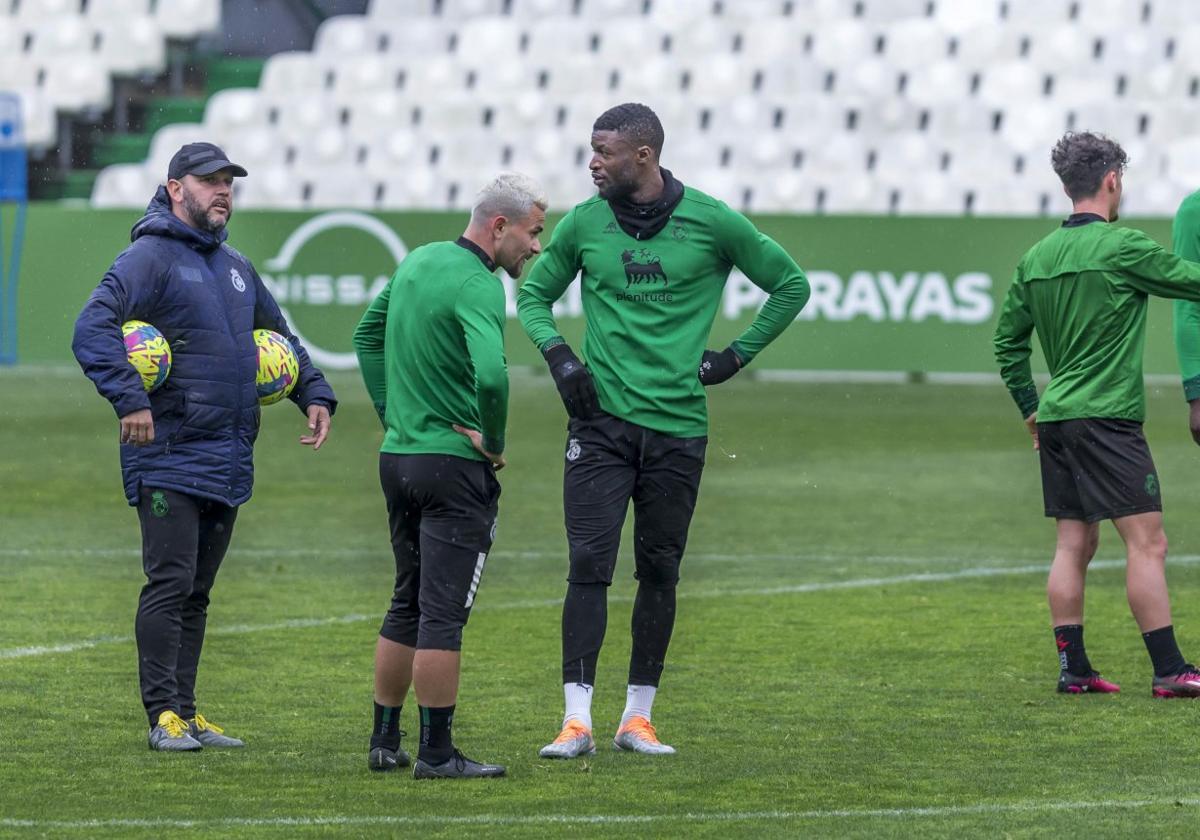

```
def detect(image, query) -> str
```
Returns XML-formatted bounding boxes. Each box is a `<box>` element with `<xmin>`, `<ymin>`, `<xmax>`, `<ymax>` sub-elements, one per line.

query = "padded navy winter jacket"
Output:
<box><xmin>72</xmin><ymin>187</ymin><xmax>337</xmax><ymax>507</ymax></box>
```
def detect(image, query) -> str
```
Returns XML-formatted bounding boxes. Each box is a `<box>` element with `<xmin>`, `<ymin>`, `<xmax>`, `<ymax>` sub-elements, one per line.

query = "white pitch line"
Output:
<box><xmin>3</xmin><ymin>797</ymin><xmax>1200</xmax><ymax>830</ymax></box>
<box><xmin>0</xmin><ymin>546</ymin><xmax>1035</xmax><ymax>565</ymax></box>
<box><xmin>4</xmin><ymin>556</ymin><xmax>1199</xmax><ymax>662</ymax></box>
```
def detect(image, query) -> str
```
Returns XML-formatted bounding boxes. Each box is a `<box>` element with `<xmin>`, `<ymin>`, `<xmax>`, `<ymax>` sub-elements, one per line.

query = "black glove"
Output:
<box><xmin>698</xmin><ymin>347</ymin><xmax>742</xmax><ymax>386</ymax></box>
<box><xmin>544</xmin><ymin>343</ymin><xmax>600</xmax><ymax>419</ymax></box>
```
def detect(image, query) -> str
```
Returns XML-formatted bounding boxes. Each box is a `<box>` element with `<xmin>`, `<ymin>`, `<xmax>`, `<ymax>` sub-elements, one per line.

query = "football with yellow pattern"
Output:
<box><xmin>121</xmin><ymin>320</ymin><xmax>171</xmax><ymax>392</ymax></box>
<box><xmin>254</xmin><ymin>328</ymin><xmax>299</xmax><ymax>406</ymax></box>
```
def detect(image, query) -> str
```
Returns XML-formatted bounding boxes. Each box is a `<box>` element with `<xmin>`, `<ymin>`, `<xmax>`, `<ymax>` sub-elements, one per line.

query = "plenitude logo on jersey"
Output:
<box><xmin>258</xmin><ymin>212</ymin><xmax>408</xmax><ymax>370</ymax></box>
<box><xmin>615</xmin><ymin>248</ymin><xmax>672</xmax><ymax>304</ymax></box>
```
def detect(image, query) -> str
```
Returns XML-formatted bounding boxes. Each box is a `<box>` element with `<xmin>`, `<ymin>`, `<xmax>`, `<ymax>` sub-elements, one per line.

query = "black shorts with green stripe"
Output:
<box><xmin>1038</xmin><ymin>418</ymin><xmax>1162</xmax><ymax>523</ymax></box>
<box><xmin>377</xmin><ymin>453</ymin><xmax>500</xmax><ymax>650</ymax></box>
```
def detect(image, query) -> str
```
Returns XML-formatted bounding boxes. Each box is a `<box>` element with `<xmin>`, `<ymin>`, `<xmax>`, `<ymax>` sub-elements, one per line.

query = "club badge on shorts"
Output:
<box><xmin>566</xmin><ymin>438</ymin><xmax>581</xmax><ymax>462</ymax></box>
<box><xmin>230</xmin><ymin>267</ymin><xmax>246</xmax><ymax>292</ymax></box>
<box><xmin>151</xmin><ymin>490</ymin><xmax>169</xmax><ymax>518</ymax></box>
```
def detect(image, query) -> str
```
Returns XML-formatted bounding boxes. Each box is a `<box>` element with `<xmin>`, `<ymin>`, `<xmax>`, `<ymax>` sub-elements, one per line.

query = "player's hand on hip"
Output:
<box><xmin>120</xmin><ymin>408</ymin><xmax>155</xmax><ymax>446</ymax></box>
<box><xmin>544</xmin><ymin>343</ymin><xmax>599</xmax><ymax>419</ymax></box>
<box><xmin>301</xmin><ymin>403</ymin><xmax>331</xmax><ymax>450</ymax></box>
<box><xmin>1189</xmin><ymin>400</ymin><xmax>1200</xmax><ymax>447</ymax></box>
<box><xmin>1024</xmin><ymin>412</ymin><xmax>1039</xmax><ymax>451</ymax></box>
<box><xmin>452</xmin><ymin>424</ymin><xmax>506</xmax><ymax>471</ymax></box>
<box><xmin>698</xmin><ymin>347</ymin><xmax>742</xmax><ymax>386</ymax></box>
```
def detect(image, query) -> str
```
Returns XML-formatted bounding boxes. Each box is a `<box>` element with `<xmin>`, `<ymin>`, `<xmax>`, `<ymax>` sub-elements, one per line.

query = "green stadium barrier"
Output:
<box><xmin>14</xmin><ymin>203</ymin><xmax>1182</xmax><ymax>376</ymax></box>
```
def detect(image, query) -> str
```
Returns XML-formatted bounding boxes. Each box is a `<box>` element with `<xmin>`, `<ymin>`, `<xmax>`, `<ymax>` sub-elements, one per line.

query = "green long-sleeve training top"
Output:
<box><xmin>353</xmin><ymin>240</ymin><xmax>508</xmax><ymax>459</ymax></box>
<box><xmin>994</xmin><ymin>215</ymin><xmax>1200</xmax><ymax>423</ymax></box>
<box><xmin>516</xmin><ymin>187</ymin><xmax>809</xmax><ymax>437</ymax></box>
<box><xmin>1172</xmin><ymin>190</ymin><xmax>1200</xmax><ymax>400</ymax></box>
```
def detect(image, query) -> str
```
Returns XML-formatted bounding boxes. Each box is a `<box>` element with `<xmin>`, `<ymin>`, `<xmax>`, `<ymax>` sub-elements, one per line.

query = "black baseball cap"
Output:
<box><xmin>167</xmin><ymin>142</ymin><xmax>248</xmax><ymax>181</ymax></box>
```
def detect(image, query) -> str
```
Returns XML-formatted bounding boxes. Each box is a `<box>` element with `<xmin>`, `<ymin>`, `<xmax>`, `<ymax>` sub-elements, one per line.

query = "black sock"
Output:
<box><xmin>418</xmin><ymin>704</ymin><xmax>455</xmax><ymax>763</ymax></box>
<box><xmin>371</xmin><ymin>702</ymin><xmax>402</xmax><ymax>749</ymax></box>
<box><xmin>1054</xmin><ymin>625</ymin><xmax>1093</xmax><ymax>675</ymax></box>
<box><xmin>1143</xmin><ymin>625</ymin><xmax>1188</xmax><ymax>678</ymax></box>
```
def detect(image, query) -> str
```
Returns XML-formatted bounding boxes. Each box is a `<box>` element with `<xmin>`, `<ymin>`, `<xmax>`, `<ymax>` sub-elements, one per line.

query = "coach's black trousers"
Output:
<box><xmin>560</xmin><ymin>412</ymin><xmax>706</xmax><ymax>687</ymax></box>
<box><xmin>135</xmin><ymin>487</ymin><xmax>237</xmax><ymax>725</ymax></box>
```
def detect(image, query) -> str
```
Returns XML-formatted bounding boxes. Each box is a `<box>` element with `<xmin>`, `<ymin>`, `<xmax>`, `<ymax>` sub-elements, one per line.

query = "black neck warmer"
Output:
<box><xmin>607</xmin><ymin>168</ymin><xmax>685</xmax><ymax>241</ymax></box>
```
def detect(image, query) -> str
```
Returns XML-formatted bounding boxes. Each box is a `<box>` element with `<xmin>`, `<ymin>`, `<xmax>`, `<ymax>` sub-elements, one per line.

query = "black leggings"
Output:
<box><xmin>559</xmin><ymin>413</ymin><xmax>706</xmax><ymax>687</ymax></box>
<box><xmin>135</xmin><ymin>487</ymin><xmax>237</xmax><ymax>725</ymax></box>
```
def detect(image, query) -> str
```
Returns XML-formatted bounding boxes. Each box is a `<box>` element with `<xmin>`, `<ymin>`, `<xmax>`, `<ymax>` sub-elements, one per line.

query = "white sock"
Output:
<box><xmin>621</xmin><ymin>684</ymin><xmax>657</xmax><ymax>725</ymax></box>
<box><xmin>563</xmin><ymin>682</ymin><xmax>593</xmax><ymax>730</ymax></box>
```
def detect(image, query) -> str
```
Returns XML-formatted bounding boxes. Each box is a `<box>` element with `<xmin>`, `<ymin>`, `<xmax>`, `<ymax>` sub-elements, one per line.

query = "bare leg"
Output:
<box><xmin>1047</xmin><ymin>518</ymin><xmax>1099</xmax><ymax>626</ymax></box>
<box><xmin>413</xmin><ymin>650</ymin><xmax>460</xmax><ymax>707</ymax></box>
<box><xmin>1112</xmin><ymin>511</ymin><xmax>1171</xmax><ymax>632</ymax></box>
<box><xmin>374</xmin><ymin>637</ymin><xmax>415</xmax><ymax>706</ymax></box>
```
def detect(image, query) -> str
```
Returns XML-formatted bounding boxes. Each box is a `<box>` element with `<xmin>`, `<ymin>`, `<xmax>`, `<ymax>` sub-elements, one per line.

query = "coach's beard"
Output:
<box><xmin>182</xmin><ymin>190</ymin><xmax>230</xmax><ymax>233</ymax></box>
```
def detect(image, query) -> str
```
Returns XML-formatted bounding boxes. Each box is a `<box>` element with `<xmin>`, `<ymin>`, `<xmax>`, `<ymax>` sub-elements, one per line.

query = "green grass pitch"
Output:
<box><xmin>3</xmin><ymin>367</ymin><xmax>1200</xmax><ymax>838</ymax></box>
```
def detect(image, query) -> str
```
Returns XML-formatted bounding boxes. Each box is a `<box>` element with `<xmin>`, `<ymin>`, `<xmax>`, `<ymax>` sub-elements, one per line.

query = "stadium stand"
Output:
<box><xmin>45</xmin><ymin>0</ymin><xmax>1200</xmax><ymax>215</ymax></box>
<box><xmin>0</xmin><ymin>0</ymin><xmax>218</xmax><ymax>147</ymax></box>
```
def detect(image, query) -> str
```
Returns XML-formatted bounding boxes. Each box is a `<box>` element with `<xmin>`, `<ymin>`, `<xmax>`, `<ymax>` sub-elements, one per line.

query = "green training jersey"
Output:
<box><xmin>516</xmin><ymin>187</ymin><xmax>809</xmax><ymax>437</ymax></box>
<box><xmin>1173</xmin><ymin>190</ymin><xmax>1200</xmax><ymax>400</ymax></box>
<box><xmin>994</xmin><ymin>216</ymin><xmax>1200</xmax><ymax>423</ymax></box>
<box><xmin>353</xmin><ymin>240</ymin><xmax>508</xmax><ymax>459</ymax></box>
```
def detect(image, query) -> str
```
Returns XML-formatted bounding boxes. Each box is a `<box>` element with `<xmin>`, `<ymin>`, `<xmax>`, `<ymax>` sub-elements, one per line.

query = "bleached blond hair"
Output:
<box><xmin>471</xmin><ymin>172</ymin><xmax>548</xmax><ymax>224</ymax></box>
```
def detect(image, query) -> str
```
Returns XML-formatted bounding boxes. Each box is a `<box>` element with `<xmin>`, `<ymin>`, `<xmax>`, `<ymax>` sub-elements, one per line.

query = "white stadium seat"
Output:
<box><xmin>895</xmin><ymin>176</ymin><xmax>967</xmax><ymax>215</ymax></box>
<box><xmin>79</xmin><ymin>3</ymin><xmax>1200</xmax><ymax>214</ymax></box>
<box><xmin>203</xmin><ymin>89</ymin><xmax>270</xmax><ymax>136</ymax></box>
<box><xmin>1164</xmin><ymin>136</ymin><xmax>1200</xmax><ymax>185</ymax></box>
<box><xmin>372</xmin><ymin>18</ymin><xmax>453</xmax><ymax>55</ymax></box>
<box><xmin>292</xmin><ymin>125</ymin><xmax>354</xmax><ymax>170</ymax></box>
<box><xmin>525</xmin><ymin>17</ymin><xmax>601</xmax><ymax>57</ymax></box>
<box><xmin>440</xmin><ymin>0</ymin><xmax>506</xmax><ymax>17</ymax></box>
<box><xmin>91</xmin><ymin>162</ymin><xmax>158</xmax><ymax>208</ymax></box>
<box><xmin>96</xmin><ymin>18</ymin><xmax>167</xmax><ymax>77</ymax></box>
<box><xmin>232</xmin><ymin>126</ymin><xmax>289</xmax><ymax>171</ymax></box>
<box><xmin>14</xmin><ymin>89</ymin><xmax>55</xmax><ymax>147</ymax></box>
<box><xmin>933</xmin><ymin>0</ymin><xmax>1000</xmax><ymax>32</ymax></box>
<box><xmin>259</xmin><ymin>53</ymin><xmax>331</xmax><ymax>98</ymax></box>
<box><xmin>234</xmin><ymin>165</ymin><xmax>306</xmax><ymax>209</ymax></box>
<box><xmin>882</xmin><ymin>19</ymin><xmax>950</xmax><ymax>72</ymax></box>
<box><xmin>43</xmin><ymin>57</ymin><xmax>111</xmax><ymax>111</ymax></box>
<box><xmin>307</xmin><ymin>170</ymin><xmax>378</xmax><ymax>209</ymax></box>
<box><xmin>456</xmin><ymin>17</ymin><xmax>523</xmax><ymax>56</ymax></box>
<box><xmin>976</xmin><ymin>61</ymin><xmax>1047</xmax><ymax>107</ymax></box>
<box><xmin>968</xmin><ymin>183</ymin><xmax>1043</xmax><ymax>216</ymax></box>
<box><xmin>332</xmin><ymin>54</ymin><xmax>404</xmax><ymax>97</ymax></box>
<box><xmin>313</xmin><ymin>15</ymin><xmax>374</xmax><ymax>57</ymax></box>
<box><xmin>12</xmin><ymin>0</ymin><xmax>82</xmax><ymax>22</ymax></box>
<box><xmin>145</xmin><ymin>122</ymin><xmax>206</xmax><ymax>177</ymax></box>
<box><xmin>26</xmin><ymin>17</ymin><xmax>92</xmax><ymax>58</ymax></box>
<box><xmin>153</xmin><ymin>0</ymin><xmax>221</xmax><ymax>39</ymax></box>
<box><xmin>855</xmin><ymin>0</ymin><xmax>933</xmax><ymax>23</ymax></box>
<box><xmin>367</xmin><ymin>0</ymin><xmax>435</xmax><ymax>18</ymax></box>
<box><xmin>508</xmin><ymin>0</ymin><xmax>571</xmax><ymax>18</ymax></box>
<box><xmin>810</xmin><ymin>20</ymin><xmax>877</xmax><ymax>66</ymax></box>
<box><xmin>364</xmin><ymin>129</ymin><xmax>424</xmax><ymax>171</ymax></box>
<box><xmin>596</xmin><ymin>18</ymin><xmax>667</xmax><ymax>59</ymax></box>
<box><xmin>85</xmin><ymin>0</ymin><xmax>151</xmax><ymax>18</ymax></box>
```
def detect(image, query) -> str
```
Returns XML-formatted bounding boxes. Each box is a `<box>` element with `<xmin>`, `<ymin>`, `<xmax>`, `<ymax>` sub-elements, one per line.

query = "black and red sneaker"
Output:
<box><xmin>1152</xmin><ymin>665</ymin><xmax>1200</xmax><ymax>698</ymax></box>
<box><xmin>1057</xmin><ymin>670</ymin><xmax>1120</xmax><ymax>694</ymax></box>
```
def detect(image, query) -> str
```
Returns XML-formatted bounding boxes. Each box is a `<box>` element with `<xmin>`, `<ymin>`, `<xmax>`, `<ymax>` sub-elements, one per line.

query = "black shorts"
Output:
<box><xmin>564</xmin><ymin>412</ymin><xmax>706</xmax><ymax>587</ymax></box>
<box><xmin>377</xmin><ymin>453</ymin><xmax>500</xmax><ymax>651</ymax></box>
<box><xmin>1038</xmin><ymin>418</ymin><xmax>1162</xmax><ymax>523</ymax></box>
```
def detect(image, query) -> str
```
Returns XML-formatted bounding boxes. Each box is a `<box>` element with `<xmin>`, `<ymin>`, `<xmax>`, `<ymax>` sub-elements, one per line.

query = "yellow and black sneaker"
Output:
<box><xmin>148</xmin><ymin>710</ymin><xmax>202</xmax><ymax>751</ymax></box>
<box><xmin>187</xmin><ymin>714</ymin><xmax>245</xmax><ymax>748</ymax></box>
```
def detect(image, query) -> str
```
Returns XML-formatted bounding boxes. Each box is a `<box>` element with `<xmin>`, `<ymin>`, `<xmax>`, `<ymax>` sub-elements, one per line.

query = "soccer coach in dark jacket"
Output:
<box><xmin>72</xmin><ymin>143</ymin><xmax>337</xmax><ymax>751</ymax></box>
